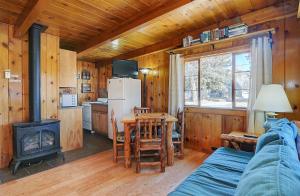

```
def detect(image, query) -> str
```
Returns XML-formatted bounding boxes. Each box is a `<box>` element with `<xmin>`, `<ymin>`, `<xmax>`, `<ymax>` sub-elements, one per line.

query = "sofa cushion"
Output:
<box><xmin>255</xmin><ymin>132</ymin><xmax>284</xmax><ymax>153</ymax></box>
<box><xmin>235</xmin><ymin>144</ymin><xmax>300</xmax><ymax>196</ymax></box>
<box><xmin>169</xmin><ymin>148</ymin><xmax>254</xmax><ymax>196</ymax></box>
<box><xmin>267</xmin><ymin>118</ymin><xmax>298</xmax><ymax>150</ymax></box>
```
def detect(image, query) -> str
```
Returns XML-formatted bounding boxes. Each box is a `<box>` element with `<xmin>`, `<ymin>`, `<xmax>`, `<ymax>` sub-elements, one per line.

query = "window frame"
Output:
<box><xmin>232</xmin><ymin>51</ymin><xmax>251</xmax><ymax>109</ymax></box>
<box><xmin>184</xmin><ymin>59</ymin><xmax>200</xmax><ymax>106</ymax></box>
<box><xmin>184</xmin><ymin>49</ymin><xmax>251</xmax><ymax>109</ymax></box>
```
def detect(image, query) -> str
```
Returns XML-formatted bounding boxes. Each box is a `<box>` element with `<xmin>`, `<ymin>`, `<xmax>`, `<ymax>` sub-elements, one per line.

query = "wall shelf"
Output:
<box><xmin>168</xmin><ymin>28</ymin><xmax>276</xmax><ymax>54</ymax></box>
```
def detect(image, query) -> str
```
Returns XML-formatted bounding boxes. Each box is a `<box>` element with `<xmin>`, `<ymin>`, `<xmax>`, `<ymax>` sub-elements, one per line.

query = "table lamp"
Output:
<box><xmin>253</xmin><ymin>84</ymin><xmax>293</xmax><ymax>130</ymax></box>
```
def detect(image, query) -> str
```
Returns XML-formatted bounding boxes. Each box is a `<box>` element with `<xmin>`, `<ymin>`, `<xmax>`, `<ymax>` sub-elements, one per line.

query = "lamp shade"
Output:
<box><xmin>253</xmin><ymin>84</ymin><xmax>293</xmax><ymax>113</ymax></box>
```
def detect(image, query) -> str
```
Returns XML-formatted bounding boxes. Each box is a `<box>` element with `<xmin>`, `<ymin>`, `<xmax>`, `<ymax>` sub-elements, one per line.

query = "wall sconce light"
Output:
<box><xmin>139</xmin><ymin>68</ymin><xmax>152</xmax><ymax>107</ymax></box>
<box><xmin>139</xmin><ymin>68</ymin><xmax>151</xmax><ymax>75</ymax></box>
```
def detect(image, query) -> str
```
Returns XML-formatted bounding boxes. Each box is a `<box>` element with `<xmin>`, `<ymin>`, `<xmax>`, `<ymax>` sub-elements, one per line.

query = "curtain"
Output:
<box><xmin>247</xmin><ymin>36</ymin><xmax>272</xmax><ymax>134</ymax></box>
<box><xmin>168</xmin><ymin>54</ymin><xmax>184</xmax><ymax>116</ymax></box>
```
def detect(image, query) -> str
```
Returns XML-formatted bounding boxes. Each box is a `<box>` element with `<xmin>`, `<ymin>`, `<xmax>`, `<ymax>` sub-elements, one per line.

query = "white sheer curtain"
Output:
<box><xmin>168</xmin><ymin>54</ymin><xmax>184</xmax><ymax>115</ymax></box>
<box><xmin>247</xmin><ymin>36</ymin><xmax>272</xmax><ymax>134</ymax></box>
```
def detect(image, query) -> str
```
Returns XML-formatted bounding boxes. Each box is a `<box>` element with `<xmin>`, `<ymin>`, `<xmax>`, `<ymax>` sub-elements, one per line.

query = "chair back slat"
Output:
<box><xmin>111</xmin><ymin>109</ymin><xmax>124</xmax><ymax>163</ymax></box>
<box><xmin>111</xmin><ymin>110</ymin><xmax>118</xmax><ymax>133</ymax></box>
<box><xmin>135</xmin><ymin>116</ymin><xmax>166</xmax><ymax>142</ymax></box>
<box><xmin>176</xmin><ymin>109</ymin><xmax>184</xmax><ymax>134</ymax></box>
<box><xmin>134</xmin><ymin>107</ymin><xmax>151</xmax><ymax>115</ymax></box>
<box><xmin>154</xmin><ymin>121</ymin><xmax>158</xmax><ymax>138</ymax></box>
<box><xmin>173</xmin><ymin>108</ymin><xmax>185</xmax><ymax>159</ymax></box>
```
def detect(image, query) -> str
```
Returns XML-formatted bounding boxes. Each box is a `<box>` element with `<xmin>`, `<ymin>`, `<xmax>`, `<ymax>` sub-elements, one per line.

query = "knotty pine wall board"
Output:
<box><xmin>185</xmin><ymin>16</ymin><xmax>300</xmax><ymax>151</ymax></box>
<box><xmin>97</xmin><ymin>50</ymin><xmax>169</xmax><ymax>113</ymax></box>
<box><xmin>0</xmin><ymin>22</ymin><xmax>60</xmax><ymax>168</ymax></box>
<box><xmin>77</xmin><ymin>61</ymin><xmax>98</xmax><ymax>104</ymax></box>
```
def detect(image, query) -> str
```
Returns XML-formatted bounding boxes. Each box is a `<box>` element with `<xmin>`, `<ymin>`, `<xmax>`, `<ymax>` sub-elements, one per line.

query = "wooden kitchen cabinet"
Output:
<box><xmin>59</xmin><ymin>107</ymin><xmax>83</xmax><ymax>151</ymax></box>
<box><xmin>91</xmin><ymin>104</ymin><xmax>108</xmax><ymax>136</ymax></box>
<box><xmin>59</xmin><ymin>49</ymin><xmax>77</xmax><ymax>88</ymax></box>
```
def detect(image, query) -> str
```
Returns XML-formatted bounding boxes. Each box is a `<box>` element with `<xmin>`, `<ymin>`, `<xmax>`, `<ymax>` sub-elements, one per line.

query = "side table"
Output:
<box><xmin>221</xmin><ymin>131</ymin><xmax>260</xmax><ymax>152</ymax></box>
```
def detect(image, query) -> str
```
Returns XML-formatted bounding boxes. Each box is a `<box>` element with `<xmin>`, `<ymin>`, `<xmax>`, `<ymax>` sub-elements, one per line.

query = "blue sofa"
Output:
<box><xmin>169</xmin><ymin>119</ymin><xmax>300</xmax><ymax>196</ymax></box>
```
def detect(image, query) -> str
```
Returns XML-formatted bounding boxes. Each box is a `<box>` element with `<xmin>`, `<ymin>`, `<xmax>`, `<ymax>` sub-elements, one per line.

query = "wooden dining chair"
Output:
<box><xmin>172</xmin><ymin>108</ymin><xmax>184</xmax><ymax>159</ymax></box>
<box><xmin>133</xmin><ymin>106</ymin><xmax>151</xmax><ymax>115</ymax></box>
<box><xmin>135</xmin><ymin>116</ymin><xmax>166</xmax><ymax>173</ymax></box>
<box><xmin>111</xmin><ymin>110</ymin><xmax>125</xmax><ymax>163</ymax></box>
<box><xmin>111</xmin><ymin>110</ymin><xmax>136</xmax><ymax>163</ymax></box>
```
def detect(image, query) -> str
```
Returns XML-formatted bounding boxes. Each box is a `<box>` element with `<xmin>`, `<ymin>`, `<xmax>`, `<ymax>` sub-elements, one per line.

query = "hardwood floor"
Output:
<box><xmin>0</xmin><ymin>149</ymin><xmax>208</xmax><ymax>196</ymax></box>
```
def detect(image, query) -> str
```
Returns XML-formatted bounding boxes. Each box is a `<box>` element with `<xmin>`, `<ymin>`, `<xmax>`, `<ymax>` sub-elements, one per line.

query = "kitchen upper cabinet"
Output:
<box><xmin>91</xmin><ymin>104</ymin><xmax>108</xmax><ymax>136</ymax></box>
<box><xmin>59</xmin><ymin>49</ymin><xmax>77</xmax><ymax>88</ymax></box>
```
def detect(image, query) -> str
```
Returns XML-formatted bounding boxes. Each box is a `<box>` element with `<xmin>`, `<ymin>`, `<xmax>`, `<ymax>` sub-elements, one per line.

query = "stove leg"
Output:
<box><xmin>11</xmin><ymin>161</ymin><xmax>21</xmax><ymax>175</ymax></box>
<box><xmin>59</xmin><ymin>151</ymin><xmax>65</xmax><ymax>162</ymax></box>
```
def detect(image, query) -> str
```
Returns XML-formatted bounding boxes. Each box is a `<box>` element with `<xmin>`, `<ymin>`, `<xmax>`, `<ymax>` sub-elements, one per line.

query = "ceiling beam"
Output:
<box><xmin>96</xmin><ymin>1</ymin><xmax>298</xmax><ymax>66</ymax></box>
<box><xmin>78</xmin><ymin>0</ymin><xmax>193</xmax><ymax>56</ymax></box>
<box><xmin>14</xmin><ymin>0</ymin><xmax>51</xmax><ymax>38</ymax></box>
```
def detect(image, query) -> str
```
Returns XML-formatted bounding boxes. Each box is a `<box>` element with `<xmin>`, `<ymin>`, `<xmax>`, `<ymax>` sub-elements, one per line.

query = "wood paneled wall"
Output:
<box><xmin>133</xmin><ymin>52</ymin><xmax>169</xmax><ymax>112</ymax></box>
<box><xmin>184</xmin><ymin>16</ymin><xmax>300</xmax><ymax>152</ymax></box>
<box><xmin>185</xmin><ymin>108</ymin><xmax>247</xmax><ymax>152</ymax></box>
<box><xmin>98</xmin><ymin>64</ymin><xmax>112</xmax><ymax>94</ymax></box>
<box><xmin>77</xmin><ymin>61</ymin><xmax>98</xmax><ymax>104</ymax></box>
<box><xmin>41</xmin><ymin>33</ymin><xmax>60</xmax><ymax>119</ymax></box>
<box><xmin>0</xmin><ymin>23</ymin><xmax>26</xmax><ymax>168</ymax></box>
<box><xmin>0</xmin><ymin>22</ymin><xmax>60</xmax><ymax>168</ymax></box>
<box><xmin>97</xmin><ymin>51</ymin><xmax>169</xmax><ymax>112</ymax></box>
<box><xmin>272</xmin><ymin>17</ymin><xmax>300</xmax><ymax>121</ymax></box>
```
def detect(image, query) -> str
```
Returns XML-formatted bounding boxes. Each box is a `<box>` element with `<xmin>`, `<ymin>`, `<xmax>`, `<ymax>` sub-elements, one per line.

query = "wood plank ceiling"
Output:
<box><xmin>0</xmin><ymin>0</ymin><xmax>293</xmax><ymax>62</ymax></box>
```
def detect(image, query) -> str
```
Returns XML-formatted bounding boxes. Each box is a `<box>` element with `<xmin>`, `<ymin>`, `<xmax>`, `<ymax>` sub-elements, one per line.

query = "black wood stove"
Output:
<box><xmin>11</xmin><ymin>24</ymin><xmax>63</xmax><ymax>174</ymax></box>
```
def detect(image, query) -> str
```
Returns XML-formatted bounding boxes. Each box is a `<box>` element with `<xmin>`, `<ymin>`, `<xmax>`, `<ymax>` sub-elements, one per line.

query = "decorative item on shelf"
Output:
<box><xmin>219</xmin><ymin>26</ymin><xmax>229</xmax><ymax>39</ymax></box>
<box><xmin>253</xmin><ymin>84</ymin><xmax>293</xmax><ymax>131</ymax></box>
<box><xmin>81</xmin><ymin>69</ymin><xmax>91</xmax><ymax>80</ymax></box>
<box><xmin>199</xmin><ymin>27</ymin><xmax>229</xmax><ymax>43</ymax></box>
<box><xmin>139</xmin><ymin>67</ymin><xmax>152</xmax><ymax>107</ymax></box>
<box><xmin>211</xmin><ymin>28</ymin><xmax>219</xmax><ymax>41</ymax></box>
<box><xmin>191</xmin><ymin>38</ymin><xmax>201</xmax><ymax>45</ymax></box>
<box><xmin>168</xmin><ymin>28</ymin><xmax>275</xmax><ymax>54</ymax></box>
<box><xmin>200</xmin><ymin>30</ymin><xmax>210</xmax><ymax>43</ymax></box>
<box><xmin>182</xmin><ymin>36</ymin><xmax>193</xmax><ymax>47</ymax></box>
<box><xmin>228</xmin><ymin>23</ymin><xmax>248</xmax><ymax>38</ymax></box>
<box><xmin>180</xmin><ymin>23</ymin><xmax>249</xmax><ymax>51</ymax></box>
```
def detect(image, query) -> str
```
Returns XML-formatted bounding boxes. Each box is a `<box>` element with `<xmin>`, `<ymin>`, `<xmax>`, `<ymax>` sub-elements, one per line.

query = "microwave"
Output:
<box><xmin>61</xmin><ymin>94</ymin><xmax>78</xmax><ymax>107</ymax></box>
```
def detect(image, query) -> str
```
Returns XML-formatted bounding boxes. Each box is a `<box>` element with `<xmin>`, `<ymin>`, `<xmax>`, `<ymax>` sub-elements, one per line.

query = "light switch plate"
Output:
<box><xmin>4</xmin><ymin>69</ymin><xmax>11</xmax><ymax>79</ymax></box>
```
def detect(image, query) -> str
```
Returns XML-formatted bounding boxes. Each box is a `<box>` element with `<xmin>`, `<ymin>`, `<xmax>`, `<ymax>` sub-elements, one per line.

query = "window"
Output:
<box><xmin>184</xmin><ymin>51</ymin><xmax>251</xmax><ymax>109</ymax></box>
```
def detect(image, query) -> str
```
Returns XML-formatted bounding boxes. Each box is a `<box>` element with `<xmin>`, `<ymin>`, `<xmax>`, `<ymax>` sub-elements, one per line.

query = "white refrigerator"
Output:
<box><xmin>108</xmin><ymin>78</ymin><xmax>141</xmax><ymax>139</ymax></box>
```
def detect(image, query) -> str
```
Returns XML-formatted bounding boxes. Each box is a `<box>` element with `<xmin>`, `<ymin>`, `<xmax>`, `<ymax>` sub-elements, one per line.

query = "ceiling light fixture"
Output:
<box><xmin>112</xmin><ymin>39</ymin><xmax>119</xmax><ymax>47</ymax></box>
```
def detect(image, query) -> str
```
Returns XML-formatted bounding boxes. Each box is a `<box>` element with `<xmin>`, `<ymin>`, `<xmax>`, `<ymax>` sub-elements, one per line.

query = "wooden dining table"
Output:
<box><xmin>121</xmin><ymin>113</ymin><xmax>178</xmax><ymax>168</ymax></box>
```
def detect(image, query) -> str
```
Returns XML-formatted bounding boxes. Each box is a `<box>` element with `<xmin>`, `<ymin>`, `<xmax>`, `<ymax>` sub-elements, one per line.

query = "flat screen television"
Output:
<box><xmin>112</xmin><ymin>59</ymin><xmax>138</xmax><ymax>79</ymax></box>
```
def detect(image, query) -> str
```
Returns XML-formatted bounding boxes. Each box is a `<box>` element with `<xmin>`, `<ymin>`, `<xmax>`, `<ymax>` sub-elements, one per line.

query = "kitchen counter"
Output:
<box><xmin>60</xmin><ymin>106</ymin><xmax>83</xmax><ymax>109</ymax></box>
<box><xmin>90</xmin><ymin>102</ymin><xmax>108</xmax><ymax>105</ymax></box>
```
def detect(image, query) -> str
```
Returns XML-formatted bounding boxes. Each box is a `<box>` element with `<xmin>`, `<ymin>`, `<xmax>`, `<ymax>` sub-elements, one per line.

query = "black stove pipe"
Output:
<box><xmin>29</xmin><ymin>24</ymin><xmax>43</xmax><ymax>122</ymax></box>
